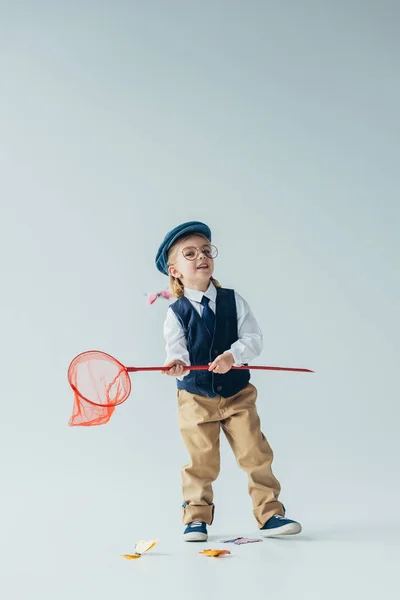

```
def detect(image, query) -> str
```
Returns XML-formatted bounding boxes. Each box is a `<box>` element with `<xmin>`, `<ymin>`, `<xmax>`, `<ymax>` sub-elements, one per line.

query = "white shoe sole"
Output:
<box><xmin>183</xmin><ymin>531</ymin><xmax>208</xmax><ymax>542</ymax></box>
<box><xmin>261</xmin><ymin>522</ymin><xmax>302</xmax><ymax>537</ymax></box>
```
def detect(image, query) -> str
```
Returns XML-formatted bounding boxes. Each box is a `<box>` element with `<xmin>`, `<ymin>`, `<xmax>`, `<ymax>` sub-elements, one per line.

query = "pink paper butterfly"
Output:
<box><xmin>222</xmin><ymin>537</ymin><xmax>262</xmax><ymax>545</ymax></box>
<box><xmin>146</xmin><ymin>289</ymin><xmax>174</xmax><ymax>305</ymax></box>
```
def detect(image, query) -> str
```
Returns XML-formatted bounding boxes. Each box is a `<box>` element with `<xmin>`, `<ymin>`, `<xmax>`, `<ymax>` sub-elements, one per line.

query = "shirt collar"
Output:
<box><xmin>184</xmin><ymin>281</ymin><xmax>217</xmax><ymax>304</ymax></box>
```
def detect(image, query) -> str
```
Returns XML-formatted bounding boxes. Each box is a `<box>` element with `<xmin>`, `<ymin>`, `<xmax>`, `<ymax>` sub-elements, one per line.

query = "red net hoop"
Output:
<box><xmin>68</xmin><ymin>351</ymin><xmax>132</xmax><ymax>427</ymax></box>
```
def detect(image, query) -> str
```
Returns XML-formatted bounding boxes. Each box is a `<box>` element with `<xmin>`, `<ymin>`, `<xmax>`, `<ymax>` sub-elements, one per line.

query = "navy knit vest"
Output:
<box><xmin>170</xmin><ymin>287</ymin><xmax>250</xmax><ymax>398</ymax></box>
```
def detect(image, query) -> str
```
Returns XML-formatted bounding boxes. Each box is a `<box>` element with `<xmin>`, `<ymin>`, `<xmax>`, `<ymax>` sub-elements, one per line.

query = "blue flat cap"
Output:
<box><xmin>155</xmin><ymin>221</ymin><xmax>212</xmax><ymax>275</ymax></box>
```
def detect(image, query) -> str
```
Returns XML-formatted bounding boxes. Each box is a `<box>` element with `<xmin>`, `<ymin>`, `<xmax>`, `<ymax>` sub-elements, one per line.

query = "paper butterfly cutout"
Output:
<box><xmin>121</xmin><ymin>539</ymin><xmax>159</xmax><ymax>560</ymax></box>
<box><xmin>145</xmin><ymin>289</ymin><xmax>173</xmax><ymax>305</ymax></box>
<box><xmin>222</xmin><ymin>537</ymin><xmax>262</xmax><ymax>545</ymax></box>
<box><xmin>199</xmin><ymin>549</ymin><xmax>231</xmax><ymax>557</ymax></box>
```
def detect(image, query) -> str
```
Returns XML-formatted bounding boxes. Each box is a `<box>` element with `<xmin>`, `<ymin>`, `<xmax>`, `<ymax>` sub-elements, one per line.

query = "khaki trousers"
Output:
<box><xmin>178</xmin><ymin>383</ymin><xmax>284</xmax><ymax>528</ymax></box>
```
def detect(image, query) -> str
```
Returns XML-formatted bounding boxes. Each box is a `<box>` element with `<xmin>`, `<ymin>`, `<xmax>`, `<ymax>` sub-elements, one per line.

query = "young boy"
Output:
<box><xmin>156</xmin><ymin>221</ymin><xmax>301</xmax><ymax>541</ymax></box>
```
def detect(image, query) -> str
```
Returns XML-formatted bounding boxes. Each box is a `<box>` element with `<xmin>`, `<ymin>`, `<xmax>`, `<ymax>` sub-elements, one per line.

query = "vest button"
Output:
<box><xmin>217</xmin><ymin>386</ymin><xmax>223</xmax><ymax>392</ymax></box>
<box><xmin>214</xmin><ymin>349</ymin><xmax>219</xmax><ymax>355</ymax></box>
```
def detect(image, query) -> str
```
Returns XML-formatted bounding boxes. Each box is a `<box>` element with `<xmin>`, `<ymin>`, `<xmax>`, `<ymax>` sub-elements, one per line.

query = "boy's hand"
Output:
<box><xmin>208</xmin><ymin>352</ymin><xmax>235</xmax><ymax>374</ymax></box>
<box><xmin>162</xmin><ymin>359</ymin><xmax>190</xmax><ymax>377</ymax></box>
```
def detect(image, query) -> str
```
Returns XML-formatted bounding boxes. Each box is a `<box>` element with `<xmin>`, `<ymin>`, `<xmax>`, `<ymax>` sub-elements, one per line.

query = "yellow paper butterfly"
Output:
<box><xmin>122</xmin><ymin>539</ymin><xmax>159</xmax><ymax>560</ymax></box>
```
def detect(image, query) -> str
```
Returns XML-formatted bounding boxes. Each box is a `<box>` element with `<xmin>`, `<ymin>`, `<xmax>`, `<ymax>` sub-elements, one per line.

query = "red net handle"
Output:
<box><xmin>127</xmin><ymin>365</ymin><xmax>314</xmax><ymax>373</ymax></box>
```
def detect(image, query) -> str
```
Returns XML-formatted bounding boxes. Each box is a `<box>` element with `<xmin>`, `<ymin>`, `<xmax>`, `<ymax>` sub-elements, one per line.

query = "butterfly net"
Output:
<box><xmin>68</xmin><ymin>351</ymin><xmax>131</xmax><ymax>427</ymax></box>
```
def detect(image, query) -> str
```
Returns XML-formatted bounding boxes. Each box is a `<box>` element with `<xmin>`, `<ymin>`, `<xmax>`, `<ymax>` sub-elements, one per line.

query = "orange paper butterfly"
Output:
<box><xmin>199</xmin><ymin>549</ymin><xmax>231</xmax><ymax>558</ymax></box>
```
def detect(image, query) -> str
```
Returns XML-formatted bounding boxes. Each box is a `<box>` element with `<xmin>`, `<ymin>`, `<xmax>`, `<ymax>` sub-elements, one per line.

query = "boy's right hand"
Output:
<box><xmin>162</xmin><ymin>359</ymin><xmax>190</xmax><ymax>377</ymax></box>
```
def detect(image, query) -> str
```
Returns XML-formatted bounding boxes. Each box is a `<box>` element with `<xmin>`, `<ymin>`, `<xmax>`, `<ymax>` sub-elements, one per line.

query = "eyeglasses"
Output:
<box><xmin>181</xmin><ymin>244</ymin><xmax>218</xmax><ymax>261</ymax></box>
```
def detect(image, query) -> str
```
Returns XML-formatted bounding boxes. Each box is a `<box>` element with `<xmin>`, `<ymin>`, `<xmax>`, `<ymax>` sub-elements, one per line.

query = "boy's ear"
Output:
<box><xmin>168</xmin><ymin>265</ymin><xmax>182</xmax><ymax>278</ymax></box>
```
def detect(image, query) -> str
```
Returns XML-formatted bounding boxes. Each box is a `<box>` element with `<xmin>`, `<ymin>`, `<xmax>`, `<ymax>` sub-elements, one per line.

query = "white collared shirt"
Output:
<box><xmin>163</xmin><ymin>282</ymin><xmax>263</xmax><ymax>377</ymax></box>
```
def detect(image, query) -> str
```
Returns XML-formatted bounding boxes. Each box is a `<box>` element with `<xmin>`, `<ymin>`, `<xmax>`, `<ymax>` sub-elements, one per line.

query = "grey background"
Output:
<box><xmin>0</xmin><ymin>1</ymin><xmax>399</xmax><ymax>598</ymax></box>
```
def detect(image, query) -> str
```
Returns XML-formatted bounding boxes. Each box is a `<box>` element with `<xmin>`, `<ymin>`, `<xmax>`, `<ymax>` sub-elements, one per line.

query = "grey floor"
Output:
<box><xmin>1</xmin><ymin>523</ymin><xmax>398</xmax><ymax>599</ymax></box>
<box><xmin>2</xmin><ymin>467</ymin><xmax>399</xmax><ymax>600</ymax></box>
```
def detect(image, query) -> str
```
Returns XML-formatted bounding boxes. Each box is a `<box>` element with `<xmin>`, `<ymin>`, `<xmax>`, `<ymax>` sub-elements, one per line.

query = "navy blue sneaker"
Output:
<box><xmin>260</xmin><ymin>514</ymin><xmax>302</xmax><ymax>537</ymax></box>
<box><xmin>183</xmin><ymin>521</ymin><xmax>208</xmax><ymax>542</ymax></box>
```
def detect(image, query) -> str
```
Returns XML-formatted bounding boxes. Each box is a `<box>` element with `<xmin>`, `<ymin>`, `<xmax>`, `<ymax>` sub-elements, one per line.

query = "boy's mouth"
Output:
<box><xmin>197</xmin><ymin>263</ymin><xmax>209</xmax><ymax>270</ymax></box>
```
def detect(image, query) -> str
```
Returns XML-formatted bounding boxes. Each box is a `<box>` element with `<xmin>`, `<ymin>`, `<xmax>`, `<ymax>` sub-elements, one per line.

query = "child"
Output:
<box><xmin>156</xmin><ymin>221</ymin><xmax>301</xmax><ymax>541</ymax></box>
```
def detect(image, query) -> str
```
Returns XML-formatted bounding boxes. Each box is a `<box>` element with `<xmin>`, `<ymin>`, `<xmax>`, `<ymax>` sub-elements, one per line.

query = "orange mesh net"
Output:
<box><xmin>68</xmin><ymin>351</ymin><xmax>131</xmax><ymax>427</ymax></box>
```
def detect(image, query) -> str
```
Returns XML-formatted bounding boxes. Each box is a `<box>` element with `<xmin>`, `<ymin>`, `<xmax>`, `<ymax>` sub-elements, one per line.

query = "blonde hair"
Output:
<box><xmin>167</xmin><ymin>234</ymin><xmax>221</xmax><ymax>298</ymax></box>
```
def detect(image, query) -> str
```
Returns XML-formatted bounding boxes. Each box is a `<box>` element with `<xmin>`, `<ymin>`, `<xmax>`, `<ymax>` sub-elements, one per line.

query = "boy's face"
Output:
<box><xmin>168</xmin><ymin>234</ymin><xmax>215</xmax><ymax>290</ymax></box>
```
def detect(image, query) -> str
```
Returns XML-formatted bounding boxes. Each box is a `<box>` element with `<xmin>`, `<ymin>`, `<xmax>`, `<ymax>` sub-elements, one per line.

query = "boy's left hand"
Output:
<box><xmin>208</xmin><ymin>352</ymin><xmax>235</xmax><ymax>374</ymax></box>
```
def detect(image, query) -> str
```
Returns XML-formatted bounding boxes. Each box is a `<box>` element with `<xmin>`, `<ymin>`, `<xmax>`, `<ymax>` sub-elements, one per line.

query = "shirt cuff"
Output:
<box><xmin>223</xmin><ymin>348</ymin><xmax>243</xmax><ymax>366</ymax></box>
